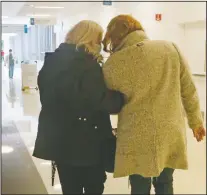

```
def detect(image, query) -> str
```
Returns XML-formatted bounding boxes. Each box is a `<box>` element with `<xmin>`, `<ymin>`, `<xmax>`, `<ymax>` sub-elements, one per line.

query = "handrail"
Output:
<box><xmin>192</xmin><ymin>73</ymin><xmax>206</xmax><ymax>77</ymax></box>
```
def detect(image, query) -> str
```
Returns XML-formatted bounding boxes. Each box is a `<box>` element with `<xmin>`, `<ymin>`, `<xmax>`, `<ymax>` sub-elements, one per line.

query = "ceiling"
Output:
<box><xmin>17</xmin><ymin>2</ymin><xmax>68</xmax><ymax>18</ymax></box>
<box><xmin>3</xmin><ymin>1</ymin><xmax>205</xmax><ymax>26</ymax></box>
<box><xmin>2</xmin><ymin>1</ymin><xmax>109</xmax><ymax>32</ymax></box>
<box><xmin>2</xmin><ymin>1</ymin><xmax>106</xmax><ymax>21</ymax></box>
<box><xmin>2</xmin><ymin>2</ymin><xmax>25</xmax><ymax>17</ymax></box>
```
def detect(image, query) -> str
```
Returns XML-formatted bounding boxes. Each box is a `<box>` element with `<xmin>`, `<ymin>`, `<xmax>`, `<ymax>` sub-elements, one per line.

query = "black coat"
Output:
<box><xmin>33</xmin><ymin>43</ymin><xmax>124</xmax><ymax>166</ymax></box>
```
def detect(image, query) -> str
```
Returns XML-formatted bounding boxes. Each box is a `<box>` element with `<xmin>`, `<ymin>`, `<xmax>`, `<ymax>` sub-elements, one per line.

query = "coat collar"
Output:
<box><xmin>114</xmin><ymin>30</ymin><xmax>149</xmax><ymax>52</ymax></box>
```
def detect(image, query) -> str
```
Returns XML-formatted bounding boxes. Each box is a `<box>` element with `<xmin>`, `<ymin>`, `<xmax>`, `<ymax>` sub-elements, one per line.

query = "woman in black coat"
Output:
<box><xmin>33</xmin><ymin>20</ymin><xmax>124</xmax><ymax>194</ymax></box>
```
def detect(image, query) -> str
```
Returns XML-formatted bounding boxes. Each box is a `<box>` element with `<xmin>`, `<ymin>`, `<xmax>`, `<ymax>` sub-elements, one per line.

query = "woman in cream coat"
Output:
<box><xmin>102</xmin><ymin>15</ymin><xmax>205</xmax><ymax>194</ymax></box>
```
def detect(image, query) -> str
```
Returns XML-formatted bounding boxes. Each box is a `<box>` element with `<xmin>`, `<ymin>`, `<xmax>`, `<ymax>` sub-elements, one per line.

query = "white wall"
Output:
<box><xmin>21</xmin><ymin>31</ymin><xmax>30</xmax><ymax>60</ymax></box>
<box><xmin>183</xmin><ymin>21</ymin><xmax>206</xmax><ymax>74</ymax></box>
<box><xmin>54</xmin><ymin>15</ymin><xmax>89</xmax><ymax>47</ymax></box>
<box><xmin>55</xmin><ymin>2</ymin><xmax>187</xmax><ymax>56</ymax></box>
<box><xmin>57</xmin><ymin>2</ymin><xmax>187</xmax><ymax>48</ymax></box>
<box><xmin>2</xmin><ymin>34</ymin><xmax>11</xmax><ymax>55</ymax></box>
<box><xmin>56</xmin><ymin>2</ymin><xmax>205</xmax><ymax>61</ymax></box>
<box><xmin>112</xmin><ymin>2</ymin><xmax>187</xmax><ymax>50</ymax></box>
<box><xmin>175</xmin><ymin>2</ymin><xmax>206</xmax><ymax>24</ymax></box>
<box><xmin>2</xmin><ymin>33</ymin><xmax>22</xmax><ymax>66</ymax></box>
<box><xmin>54</xmin><ymin>19</ymin><xmax>63</xmax><ymax>47</ymax></box>
<box><xmin>9</xmin><ymin>32</ymin><xmax>22</xmax><ymax>66</ymax></box>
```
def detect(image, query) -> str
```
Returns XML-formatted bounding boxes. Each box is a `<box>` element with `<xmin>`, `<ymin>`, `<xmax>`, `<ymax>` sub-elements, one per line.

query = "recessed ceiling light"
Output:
<box><xmin>35</xmin><ymin>6</ymin><xmax>64</xmax><ymax>9</ymax></box>
<box><xmin>27</xmin><ymin>14</ymin><xmax>51</xmax><ymax>17</ymax></box>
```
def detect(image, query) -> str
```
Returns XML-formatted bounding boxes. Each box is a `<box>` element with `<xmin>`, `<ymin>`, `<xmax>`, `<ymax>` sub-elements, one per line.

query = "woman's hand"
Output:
<box><xmin>193</xmin><ymin>126</ymin><xmax>206</xmax><ymax>142</ymax></box>
<box><xmin>112</xmin><ymin>128</ymin><xmax>117</xmax><ymax>137</ymax></box>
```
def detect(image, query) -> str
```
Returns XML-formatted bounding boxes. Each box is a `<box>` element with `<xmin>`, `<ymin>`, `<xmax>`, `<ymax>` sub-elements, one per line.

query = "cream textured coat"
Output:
<box><xmin>102</xmin><ymin>30</ymin><xmax>203</xmax><ymax>178</ymax></box>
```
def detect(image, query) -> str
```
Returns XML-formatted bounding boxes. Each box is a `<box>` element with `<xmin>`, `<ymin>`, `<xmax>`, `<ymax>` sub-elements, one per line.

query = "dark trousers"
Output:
<box><xmin>129</xmin><ymin>168</ymin><xmax>174</xmax><ymax>194</ymax></box>
<box><xmin>56</xmin><ymin>163</ymin><xmax>106</xmax><ymax>194</ymax></box>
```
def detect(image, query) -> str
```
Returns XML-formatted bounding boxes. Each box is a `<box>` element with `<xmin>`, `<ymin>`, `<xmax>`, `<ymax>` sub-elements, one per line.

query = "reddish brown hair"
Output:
<box><xmin>103</xmin><ymin>15</ymin><xmax>144</xmax><ymax>53</ymax></box>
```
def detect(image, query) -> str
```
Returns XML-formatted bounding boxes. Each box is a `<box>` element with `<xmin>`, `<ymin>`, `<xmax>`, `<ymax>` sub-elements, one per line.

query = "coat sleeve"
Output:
<box><xmin>80</xmin><ymin>63</ymin><xmax>124</xmax><ymax>114</ymax></box>
<box><xmin>173</xmin><ymin>43</ymin><xmax>203</xmax><ymax>129</ymax></box>
<box><xmin>102</xmin><ymin>57</ymin><xmax>120</xmax><ymax>91</ymax></box>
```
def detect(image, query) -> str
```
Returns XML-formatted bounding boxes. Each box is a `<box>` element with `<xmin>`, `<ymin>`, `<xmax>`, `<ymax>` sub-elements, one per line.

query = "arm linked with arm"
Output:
<box><xmin>81</xmin><ymin>64</ymin><xmax>124</xmax><ymax>114</ymax></box>
<box><xmin>173</xmin><ymin>43</ymin><xmax>203</xmax><ymax>130</ymax></box>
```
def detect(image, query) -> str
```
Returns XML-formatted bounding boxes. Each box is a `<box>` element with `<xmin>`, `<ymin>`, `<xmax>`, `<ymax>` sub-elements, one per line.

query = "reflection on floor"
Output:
<box><xmin>2</xmin><ymin>122</ymin><xmax>47</xmax><ymax>194</ymax></box>
<box><xmin>2</xmin><ymin>67</ymin><xmax>206</xmax><ymax>194</ymax></box>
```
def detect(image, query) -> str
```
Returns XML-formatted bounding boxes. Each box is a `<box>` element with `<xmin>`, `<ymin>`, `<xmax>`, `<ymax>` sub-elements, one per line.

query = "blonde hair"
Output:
<box><xmin>65</xmin><ymin>20</ymin><xmax>104</xmax><ymax>62</ymax></box>
<box><xmin>103</xmin><ymin>15</ymin><xmax>144</xmax><ymax>53</ymax></box>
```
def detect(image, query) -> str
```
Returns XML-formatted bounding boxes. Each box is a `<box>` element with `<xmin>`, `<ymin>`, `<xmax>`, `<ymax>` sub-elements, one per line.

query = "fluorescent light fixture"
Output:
<box><xmin>27</xmin><ymin>14</ymin><xmax>51</xmax><ymax>17</ymax></box>
<box><xmin>2</xmin><ymin>145</ymin><xmax>14</xmax><ymax>154</ymax></box>
<box><xmin>2</xmin><ymin>16</ymin><xmax>9</xmax><ymax>19</ymax></box>
<box><xmin>35</xmin><ymin>6</ymin><xmax>64</xmax><ymax>9</ymax></box>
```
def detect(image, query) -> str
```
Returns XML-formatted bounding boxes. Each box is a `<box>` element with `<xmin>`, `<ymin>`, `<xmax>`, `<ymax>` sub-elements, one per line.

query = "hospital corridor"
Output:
<box><xmin>1</xmin><ymin>1</ymin><xmax>206</xmax><ymax>194</ymax></box>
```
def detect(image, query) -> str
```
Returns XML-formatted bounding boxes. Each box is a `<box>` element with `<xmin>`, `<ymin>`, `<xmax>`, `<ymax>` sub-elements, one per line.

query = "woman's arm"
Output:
<box><xmin>173</xmin><ymin>43</ymin><xmax>203</xmax><ymax>130</ymax></box>
<box><xmin>80</xmin><ymin>63</ymin><xmax>124</xmax><ymax>114</ymax></box>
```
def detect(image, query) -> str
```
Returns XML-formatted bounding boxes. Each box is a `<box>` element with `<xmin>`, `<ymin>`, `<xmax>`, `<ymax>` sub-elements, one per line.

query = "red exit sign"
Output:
<box><xmin>155</xmin><ymin>14</ymin><xmax>162</xmax><ymax>21</ymax></box>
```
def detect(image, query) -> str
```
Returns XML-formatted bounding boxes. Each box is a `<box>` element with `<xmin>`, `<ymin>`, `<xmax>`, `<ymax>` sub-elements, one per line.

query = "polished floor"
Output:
<box><xmin>2</xmin><ymin>66</ymin><xmax>206</xmax><ymax>194</ymax></box>
<box><xmin>2</xmin><ymin>121</ymin><xmax>47</xmax><ymax>194</ymax></box>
